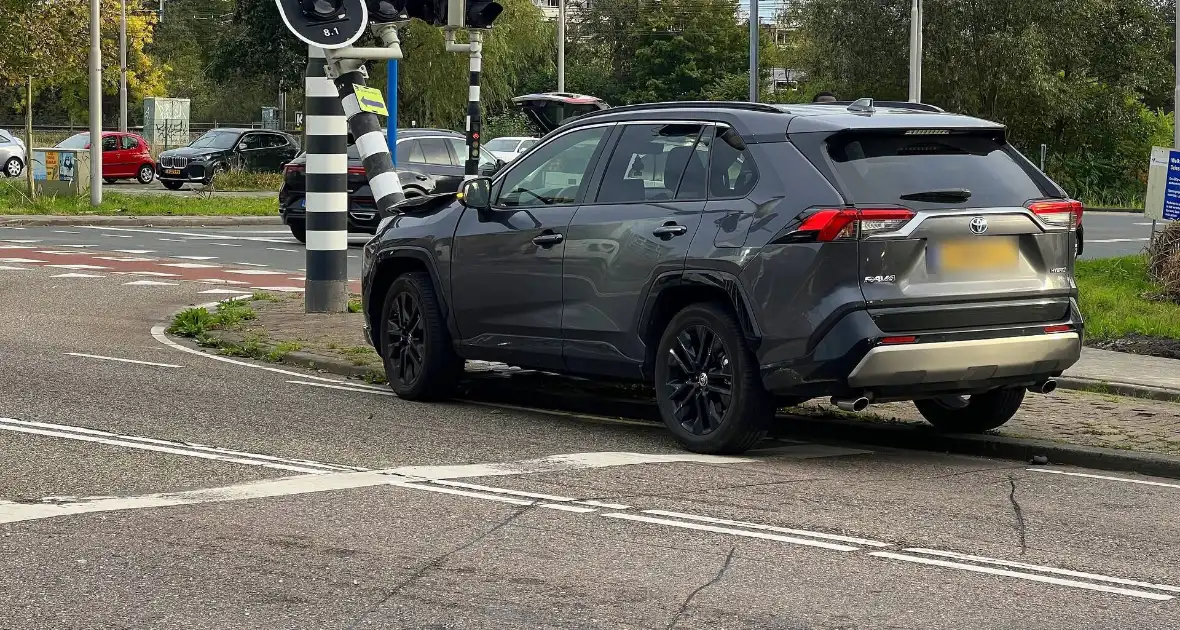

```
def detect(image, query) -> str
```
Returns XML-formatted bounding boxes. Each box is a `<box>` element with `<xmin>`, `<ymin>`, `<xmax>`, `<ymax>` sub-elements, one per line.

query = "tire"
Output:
<box><xmin>161</xmin><ymin>180</ymin><xmax>184</xmax><ymax>190</ymax></box>
<box><xmin>204</xmin><ymin>164</ymin><xmax>224</xmax><ymax>186</ymax></box>
<box><xmin>104</xmin><ymin>177</ymin><xmax>117</xmax><ymax>185</ymax></box>
<box><xmin>653</xmin><ymin>302</ymin><xmax>773</xmax><ymax>454</ymax></box>
<box><xmin>136</xmin><ymin>164</ymin><xmax>155</xmax><ymax>184</ymax></box>
<box><xmin>289</xmin><ymin>222</ymin><xmax>306</xmax><ymax>243</ymax></box>
<box><xmin>914</xmin><ymin>388</ymin><xmax>1026</xmax><ymax>433</ymax></box>
<box><xmin>3</xmin><ymin>157</ymin><xmax>21</xmax><ymax>178</ymax></box>
<box><xmin>379</xmin><ymin>271</ymin><xmax>462</xmax><ymax>401</ymax></box>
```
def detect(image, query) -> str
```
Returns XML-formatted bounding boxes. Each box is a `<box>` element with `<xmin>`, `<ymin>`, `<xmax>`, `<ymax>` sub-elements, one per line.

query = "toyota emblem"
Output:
<box><xmin>969</xmin><ymin>216</ymin><xmax>988</xmax><ymax>235</ymax></box>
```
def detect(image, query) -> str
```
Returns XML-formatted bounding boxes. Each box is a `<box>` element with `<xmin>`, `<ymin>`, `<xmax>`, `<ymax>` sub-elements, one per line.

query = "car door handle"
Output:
<box><xmin>653</xmin><ymin>224</ymin><xmax>688</xmax><ymax>237</ymax></box>
<box><xmin>532</xmin><ymin>232</ymin><xmax>564</xmax><ymax>247</ymax></box>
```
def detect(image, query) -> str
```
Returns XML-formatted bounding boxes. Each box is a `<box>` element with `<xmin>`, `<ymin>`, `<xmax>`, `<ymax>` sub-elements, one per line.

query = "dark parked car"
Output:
<box><xmin>360</xmin><ymin>98</ymin><xmax>1085</xmax><ymax>455</ymax></box>
<box><xmin>157</xmin><ymin>128</ymin><xmax>300</xmax><ymax>190</ymax></box>
<box><xmin>278</xmin><ymin>129</ymin><xmax>504</xmax><ymax>243</ymax></box>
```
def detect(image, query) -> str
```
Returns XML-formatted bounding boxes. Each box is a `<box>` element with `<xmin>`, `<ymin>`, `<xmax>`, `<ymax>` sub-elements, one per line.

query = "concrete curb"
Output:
<box><xmin>1087</xmin><ymin>207</ymin><xmax>1141</xmax><ymax>214</ymax></box>
<box><xmin>1055</xmin><ymin>376</ymin><xmax>1180</xmax><ymax>403</ymax></box>
<box><xmin>0</xmin><ymin>215</ymin><xmax>283</xmax><ymax>227</ymax></box>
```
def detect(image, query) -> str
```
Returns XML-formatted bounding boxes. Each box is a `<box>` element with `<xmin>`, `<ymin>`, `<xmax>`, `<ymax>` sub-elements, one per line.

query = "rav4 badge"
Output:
<box><xmin>864</xmin><ymin>275</ymin><xmax>897</xmax><ymax>284</ymax></box>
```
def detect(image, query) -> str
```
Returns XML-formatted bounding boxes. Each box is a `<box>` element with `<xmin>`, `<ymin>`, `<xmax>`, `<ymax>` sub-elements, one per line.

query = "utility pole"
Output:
<box><xmin>908</xmin><ymin>0</ymin><xmax>923</xmax><ymax>103</ymax></box>
<box><xmin>120</xmin><ymin>0</ymin><xmax>128</xmax><ymax>132</ymax></box>
<box><xmin>557</xmin><ymin>0</ymin><xmax>565</xmax><ymax>92</ymax></box>
<box><xmin>90</xmin><ymin>0</ymin><xmax>103</xmax><ymax>206</ymax></box>
<box><xmin>748</xmin><ymin>0</ymin><xmax>758</xmax><ymax>102</ymax></box>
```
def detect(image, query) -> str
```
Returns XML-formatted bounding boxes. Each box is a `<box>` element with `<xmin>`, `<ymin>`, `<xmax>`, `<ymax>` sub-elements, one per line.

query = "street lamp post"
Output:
<box><xmin>908</xmin><ymin>0</ymin><xmax>923</xmax><ymax>103</ymax></box>
<box><xmin>557</xmin><ymin>0</ymin><xmax>565</xmax><ymax>92</ymax></box>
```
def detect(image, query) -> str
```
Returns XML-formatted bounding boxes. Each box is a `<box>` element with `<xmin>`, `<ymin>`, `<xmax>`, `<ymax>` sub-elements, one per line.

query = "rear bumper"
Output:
<box><xmin>847</xmin><ymin>333</ymin><xmax>1081</xmax><ymax>388</ymax></box>
<box><xmin>279</xmin><ymin>192</ymin><xmax>381</xmax><ymax>234</ymax></box>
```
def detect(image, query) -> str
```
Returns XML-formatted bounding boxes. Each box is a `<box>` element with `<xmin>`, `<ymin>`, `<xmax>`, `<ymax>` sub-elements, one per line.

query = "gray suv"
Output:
<box><xmin>361</xmin><ymin>99</ymin><xmax>1084</xmax><ymax>454</ymax></box>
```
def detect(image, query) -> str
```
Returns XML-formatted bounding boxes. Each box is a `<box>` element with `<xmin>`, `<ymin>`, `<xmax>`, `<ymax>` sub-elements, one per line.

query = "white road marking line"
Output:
<box><xmin>225</xmin><ymin>269</ymin><xmax>285</xmax><ymax>275</ymax></box>
<box><xmin>251</xmin><ymin>285</ymin><xmax>304</xmax><ymax>292</ymax></box>
<box><xmin>103</xmin><ymin>234</ymin><xmax>134</xmax><ymax>238</ymax></box>
<box><xmin>903</xmin><ymin>548</ymin><xmax>1180</xmax><ymax>593</ymax></box>
<box><xmin>46</xmin><ymin>264</ymin><xmax>109</xmax><ymax>270</ymax></box>
<box><xmin>64</xmin><ymin>352</ymin><xmax>182</xmax><ymax>369</ymax></box>
<box><xmin>175</xmin><ymin>255</ymin><xmax>218</xmax><ymax>260</ymax></box>
<box><xmin>113</xmin><ymin>249</ymin><xmax>155</xmax><ymax>254</ymax></box>
<box><xmin>267</xmin><ymin>247</ymin><xmax>298</xmax><ymax>252</ymax></box>
<box><xmin>604</xmin><ymin>513</ymin><xmax>860</xmax><ymax>552</ymax></box>
<box><xmin>55</xmin><ymin>244</ymin><xmax>98</xmax><ymax>248</ymax></box>
<box><xmin>1025</xmin><ymin>468</ymin><xmax>1180</xmax><ymax>490</ymax></box>
<box><xmin>0</xmin><ymin>419</ymin><xmax>327</xmax><ymax>475</ymax></box>
<box><xmin>199</xmin><ymin>289</ymin><xmax>253</xmax><ymax>295</ymax></box>
<box><xmin>641</xmin><ymin>510</ymin><xmax>894</xmax><ymax>548</ymax></box>
<box><xmin>50</xmin><ymin>273</ymin><xmax>104</xmax><ymax>278</ymax></box>
<box><xmin>870</xmin><ymin>552</ymin><xmax>1171</xmax><ymax>601</ymax></box>
<box><xmin>431</xmin><ymin>479</ymin><xmax>576</xmax><ymax>502</ymax></box>
<box><xmin>93</xmin><ymin>256</ymin><xmax>157</xmax><ymax>262</ymax></box>
<box><xmin>541</xmin><ymin>503</ymin><xmax>597</xmax><ymax>513</ymax></box>
<box><xmin>287</xmin><ymin>380</ymin><xmax>395</xmax><ymax>396</ymax></box>
<box><xmin>0</xmin><ymin>265</ymin><xmax>28</xmax><ymax>270</ymax></box>
<box><xmin>0</xmin><ymin>417</ymin><xmax>362</xmax><ymax>473</ymax></box>
<box><xmin>1</xmin><ymin>239</ymin><xmax>40</xmax><ymax>243</ymax></box>
<box><xmin>392</xmin><ymin>481</ymin><xmax>535</xmax><ymax>505</ymax></box>
<box><xmin>1087</xmin><ymin>238</ymin><xmax>1150</xmax><ymax>243</ymax></box>
<box><xmin>80</xmin><ymin>226</ymin><xmax>227</xmax><ymax>239</ymax></box>
<box><xmin>0</xmin><ymin>257</ymin><xmax>45</xmax><ymax>263</ymax></box>
<box><xmin>53</xmin><ymin>230</ymin><xmax>80</xmax><ymax>234</ymax></box>
<box><xmin>161</xmin><ymin>262</ymin><xmax>220</xmax><ymax>269</ymax></box>
<box><xmin>233</xmin><ymin>262</ymin><xmax>270</xmax><ymax>267</ymax></box>
<box><xmin>37</xmin><ymin>251</ymin><xmax>77</xmax><ymax>255</ymax></box>
<box><xmin>460</xmin><ymin>399</ymin><xmax>657</xmax><ymax>428</ymax></box>
<box><xmin>123</xmin><ymin>280</ymin><xmax>179</xmax><ymax>286</ymax></box>
<box><xmin>196</xmin><ymin>278</ymin><xmax>250</xmax><ymax>285</ymax></box>
<box><xmin>577</xmin><ymin>499</ymin><xmax>632</xmax><ymax>509</ymax></box>
<box><xmin>116</xmin><ymin>271</ymin><xmax>181</xmax><ymax>277</ymax></box>
<box><xmin>211</xmin><ymin>243</ymin><xmax>243</xmax><ymax>247</ymax></box>
<box><xmin>0</xmin><ymin>245</ymin><xmax>34</xmax><ymax>249</ymax></box>
<box><xmin>159</xmin><ymin>238</ymin><xmax>187</xmax><ymax>242</ymax></box>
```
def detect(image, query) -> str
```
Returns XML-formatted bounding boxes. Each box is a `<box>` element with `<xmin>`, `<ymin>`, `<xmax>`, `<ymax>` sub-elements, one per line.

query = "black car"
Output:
<box><xmin>278</xmin><ymin>129</ymin><xmax>504</xmax><ymax>243</ymax></box>
<box><xmin>157</xmin><ymin>128</ymin><xmax>300</xmax><ymax>190</ymax></box>
<box><xmin>361</xmin><ymin>98</ymin><xmax>1085</xmax><ymax>455</ymax></box>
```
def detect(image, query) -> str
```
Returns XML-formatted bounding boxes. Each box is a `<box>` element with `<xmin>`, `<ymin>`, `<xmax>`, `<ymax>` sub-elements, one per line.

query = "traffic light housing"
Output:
<box><xmin>366</xmin><ymin>0</ymin><xmax>407</xmax><ymax>22</ymax></box>
<box><xmin>446</xmin><ymin>0</ymin><xmax>503</xmax><ymax>29</ymax></box>
<box><xmin>275</xmin><ymin>0</ymin><xmax>368</xmax><ymax>48</ymax></box>
<box><xmin>404</xmin><ymin>0</ymin><xmax>447</xmax><ymax>25</ymax></box>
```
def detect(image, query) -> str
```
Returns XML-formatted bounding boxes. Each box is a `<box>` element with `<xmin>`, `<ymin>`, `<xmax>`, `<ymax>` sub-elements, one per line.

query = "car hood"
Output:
<box><xmin>161</xmin><ymin>146</ymin><xmax>226</xmax><ymax>158</ymax></box>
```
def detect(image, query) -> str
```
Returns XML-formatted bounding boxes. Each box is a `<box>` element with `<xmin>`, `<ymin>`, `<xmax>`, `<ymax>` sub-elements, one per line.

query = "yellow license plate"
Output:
<box><xmin>165</xmin><ymin>169</ymin><xmax>181</xmax><ymax>175</ymax></box>
<box><xmin>931</xmin><ymin>237</ymin><xmax>1018</xmax><ymax>273</ymax></box>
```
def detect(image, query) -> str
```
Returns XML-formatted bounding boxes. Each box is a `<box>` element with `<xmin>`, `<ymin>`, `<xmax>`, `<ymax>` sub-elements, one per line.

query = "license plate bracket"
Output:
<box><xmin>928</xmin><ymin>237</ymin><xmax>1018</xmax><ymax>274</ymax></box>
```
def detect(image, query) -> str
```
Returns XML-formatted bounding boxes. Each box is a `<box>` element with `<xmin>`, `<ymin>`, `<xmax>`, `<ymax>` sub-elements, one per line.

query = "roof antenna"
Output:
<box><xmin>847</xmin><ymin>98</ymin><xmax>875</xmax><ymax>114</ymax></box>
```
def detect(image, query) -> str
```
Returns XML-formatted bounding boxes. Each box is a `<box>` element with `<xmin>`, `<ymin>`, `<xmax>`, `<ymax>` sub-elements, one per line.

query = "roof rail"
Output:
<box><xmin>813</xmin><ymin>100</ymin><xmax>945</xmax><ymax>113</ymax></box>
<box><xmin>573</xmin><ymin>100</ymin><xmax>785</xmax><ymax>121</ymax></box>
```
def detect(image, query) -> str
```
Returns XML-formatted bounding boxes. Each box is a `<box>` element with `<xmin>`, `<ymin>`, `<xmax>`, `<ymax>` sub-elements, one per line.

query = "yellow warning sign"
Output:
<box><xmin>353</xmin><ymin>85</ymin><xmax>389</xmax><ymax>117</ymax></box>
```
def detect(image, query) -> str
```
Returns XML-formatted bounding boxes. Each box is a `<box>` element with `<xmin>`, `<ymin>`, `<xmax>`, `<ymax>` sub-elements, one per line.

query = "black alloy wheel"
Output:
<box><xmin>385</xmin><ymin>290</ymin><xmax>425</xmax><ymax>388</ymax></box>
<box><xmin>664</xmin><ymin>324</ymin><xmax>733</xmax><ymax>436</ymax></box>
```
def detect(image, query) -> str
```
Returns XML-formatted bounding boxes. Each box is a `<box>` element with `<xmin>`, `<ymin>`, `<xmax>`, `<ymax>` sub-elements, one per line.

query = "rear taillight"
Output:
<box><xmin>1044</xmin><ymin>324</ymin><xmax>1074</xmax><ymax>334</ymax></box>
<box><xmin>283</xmin><ymin>163</ymin><xmax>303</xmax><ymax>174</ymax></box>
<box><xmin>880</xmin><ymin>336</ymin><xmax>917</xmax><ymax>345</ymax></box>
<box><xmin>348</xmin><ymin>166</ymin><xmax>366</xmax><ymax>175</ymax></box>
<box><xmin>1028</xmin><ymin>199</ymin><xmax>1082</xmax><ymax>229</ymax></box>
<box><xmin>795</xmin><ymin>207</ymin><xmax>915</xmax><ymax>242</ymax></box>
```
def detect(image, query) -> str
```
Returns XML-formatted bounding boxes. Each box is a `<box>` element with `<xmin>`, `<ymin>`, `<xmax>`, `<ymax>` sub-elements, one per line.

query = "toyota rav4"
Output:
<box><xmin>360</xmin><ymin>98</ymin><xmax>1084</xmax><ymax>454</ymax></box>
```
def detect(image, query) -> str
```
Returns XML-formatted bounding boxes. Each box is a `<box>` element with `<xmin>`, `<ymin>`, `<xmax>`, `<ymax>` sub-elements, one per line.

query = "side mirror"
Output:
<box><xmin>457</xmin><ymin>177</ymin><xmax>492</xmax><ymax>211</ymax></box>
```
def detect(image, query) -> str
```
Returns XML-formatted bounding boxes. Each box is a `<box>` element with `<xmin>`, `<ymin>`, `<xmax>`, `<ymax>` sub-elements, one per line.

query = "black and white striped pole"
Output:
<box><xmin>462</xmin><ymin>30</ymin><xmax>483</xmax><ymax>179</ymax></box>
<box><xmin>304</xmin><ymin>44</ymin><xmax>351</xmax><ymax>313</ymax></box>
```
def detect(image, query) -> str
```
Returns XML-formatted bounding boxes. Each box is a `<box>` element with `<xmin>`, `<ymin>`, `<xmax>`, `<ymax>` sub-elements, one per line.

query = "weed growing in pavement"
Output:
<box><xmin>167</xmin><ymin>299</ymin><xmax>258</xmax><ymax>338</ymax></box>
<box><xmin>167</xmin><ymin>307</ymin><xmax>214</xmax><ymax>337</ymax></box>
<box><xmin>347</xmin><ymin>298</ymin><xmax>363</xmax><ymax>313</ymax></box>
<box><xmin>216</xmin><ymin>335</ymin><xmax>268</xmax><ymax>360</ymax></box>
<box><xmin>251</xmin><ymin>291</ymin><xmax>281</xmax><ymax>303</ymax></box>
<box><xmin>266</xmin><ymin>341</ymin><xmax>303</xmax><ymax>362</ymax></box>
<box><xmin>213</xmin><ymin>298</ymin><xmax>257</xmax><ymax>326</ymax></box>
<box><xmin>339</xmin><ymin>345</ymin><xmax>379</xmax><ymax>366</ymax></box>
<box><xmin>362</xmin><ymin>369</ymin><xmax>388</xmax><ymax>385</ymax></box>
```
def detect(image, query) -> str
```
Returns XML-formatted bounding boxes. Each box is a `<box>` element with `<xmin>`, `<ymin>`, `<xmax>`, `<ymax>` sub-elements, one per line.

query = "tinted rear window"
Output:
<box><xmin>826</xmin><ymin>132</ymin><xmax>1048</xmax><ymax>208</ymax></box>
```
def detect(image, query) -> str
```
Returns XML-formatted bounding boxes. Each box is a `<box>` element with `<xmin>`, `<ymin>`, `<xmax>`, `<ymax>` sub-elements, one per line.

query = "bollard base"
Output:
<box><xmin>304</xmin><ymin>280</ymin><xmax>349</xmax><ymax>313</ymax></box>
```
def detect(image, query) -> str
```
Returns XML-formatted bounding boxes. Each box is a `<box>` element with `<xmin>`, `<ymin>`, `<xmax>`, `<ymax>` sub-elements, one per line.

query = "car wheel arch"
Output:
<box><xmin>637</xmin><ymin>269</ymin><xmax>762</xmax><ymax>378</ymax></box>
<box><xmin>368</xmin><ymin>247</ymin><xmax>457</xmax><ymax>346</ymax></box>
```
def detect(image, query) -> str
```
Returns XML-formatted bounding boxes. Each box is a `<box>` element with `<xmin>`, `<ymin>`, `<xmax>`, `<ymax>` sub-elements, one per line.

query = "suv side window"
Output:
<box><xmin>400</xmin><ymin>139</ymin><xmax>426</xmax><ymax>163</ymax></box>
<box><xmin>121</xmin><ymin>135</ymin><xmax>139</xmax><ymax>150</ymax></box>
<box><xmin>238</xmin><ymin>133</ymin><xmax>263</xmax><ymax>150</ymax></box>
<box><xmin>708</xmin><ymin>127</ymin><xmax>758</xmax><ymax>199</ymax></box>
<box><xmin>594</xmin><ymin>123</ymin><xmax>705</xmax><ymax>204</ymax></box>
<box><xmin>419</xmin><ymin>138</ymin><xmax>452</xmax><ymax>165</ymax></box>
<box><xmin>261</xmin><ymin>133</ymin><xmax>287</xmax><ymax>148</ymax></box>
<box><xmin>494</xmin><ymin>126</ymin><xmax>610</xmax><ymax>208</ymax></box>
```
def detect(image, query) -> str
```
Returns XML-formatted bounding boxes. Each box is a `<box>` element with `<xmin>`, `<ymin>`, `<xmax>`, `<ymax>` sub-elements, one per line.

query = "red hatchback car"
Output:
<box><xmin>56</xmin><ymin>131</ymin><xmax>157</xmax><ymax>184</ymax></box>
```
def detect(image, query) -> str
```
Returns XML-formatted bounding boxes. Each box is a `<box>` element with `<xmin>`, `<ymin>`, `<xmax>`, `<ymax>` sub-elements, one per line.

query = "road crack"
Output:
<box><xmin>665</xmin><ymin>546</ymin><xmax>736</xmax><ymax>630</ymax></box>
<box><xmin>1007</xmin><ymin>474</ymin><xmax>1027</xmax><ymax>555</ymax></box>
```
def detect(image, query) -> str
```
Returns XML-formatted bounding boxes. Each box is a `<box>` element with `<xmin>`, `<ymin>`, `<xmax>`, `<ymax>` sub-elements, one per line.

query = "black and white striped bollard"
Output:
<box><xmin>304</xmin><ymin>44</ymin><xmax>350</xmax><ymax>313</ymax></box>
<box><xmin>463</xmin><ymin>30</ymin><xmax>484</xmax><ymax>180</ymax></box>
<box><xmin>328</xmin><ymin>55</ymin><xmax>405</xmax><ymax>213</ymax></box>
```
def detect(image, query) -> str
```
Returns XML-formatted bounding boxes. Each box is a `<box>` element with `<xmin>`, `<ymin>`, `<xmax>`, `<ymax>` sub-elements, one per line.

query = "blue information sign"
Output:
<box><xmin>1164</xmin><ymin>150</ymin><xmax>1180</xmax><ymax>220</ymax></box>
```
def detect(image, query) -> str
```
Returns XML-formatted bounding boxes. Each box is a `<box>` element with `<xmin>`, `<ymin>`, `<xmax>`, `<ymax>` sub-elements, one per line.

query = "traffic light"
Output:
<box><xmin>366</xmin><ymin>0</ymin><xmax>407</xmax><ymax>22</ymax></box>
<box><xmin>404</xmin><ymin>0</ymin><xmax>447</xmax><ymax>25</ymax></box>
<box><xmin>275</xmin><ymin>0</ymin><xmax>368</xmax><ymax>48</ymax></box>
<box><xmin>445</xmin><ymin>0</ymin><xmax>503</xmax><ymax>28</ymax></box>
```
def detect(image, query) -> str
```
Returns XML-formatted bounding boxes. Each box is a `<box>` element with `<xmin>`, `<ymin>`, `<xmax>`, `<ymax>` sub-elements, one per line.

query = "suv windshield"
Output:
<box><xmin>56</xmin><ymin>133</ymin><xmax>90</xmax><ymax>149</ymax></box>
<box><xmin>190</xmin><ymin>131</ymin><xmax>239</xmax><ymax>150</ymax></box>
<box><xmin>825</xmin><ymin>131</ymin><xmax>1049</xmax><ymax>208</ymax></box>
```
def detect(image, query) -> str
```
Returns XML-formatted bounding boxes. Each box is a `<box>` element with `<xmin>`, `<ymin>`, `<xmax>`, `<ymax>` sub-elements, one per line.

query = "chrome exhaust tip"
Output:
<box><xmin>1028</xmin><ymin>380</ymin><xmax>1057</xmax><ymax>394</ymax></box>
<box><xmin>831</xmin><ymin>396</ymin><xmax>870</xmax><ymax>413</ymax></box>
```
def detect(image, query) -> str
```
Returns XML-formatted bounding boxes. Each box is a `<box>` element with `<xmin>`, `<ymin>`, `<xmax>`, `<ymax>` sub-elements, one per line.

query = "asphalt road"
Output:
<box><xmin>1082</xmin><ymin>211</ymin><xmax>1155</xmax><ymax>260</ymax></box>
<box><xmin>3</xmin><ymin>235</ymin><xmax>1180</xmax><ymax>628</ymax></box>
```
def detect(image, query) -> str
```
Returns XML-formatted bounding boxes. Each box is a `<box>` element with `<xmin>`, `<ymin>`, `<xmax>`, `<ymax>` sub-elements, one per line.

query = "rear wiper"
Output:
<box><xmin>899</xmin><ymin>188</ymin><xmax>972</xmax><ymax>203</ymax></box>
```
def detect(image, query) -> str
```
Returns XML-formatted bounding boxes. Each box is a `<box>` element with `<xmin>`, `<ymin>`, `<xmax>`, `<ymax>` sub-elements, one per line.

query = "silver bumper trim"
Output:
<box><xmin>847</xmin><ymin>333</ymin><xmax>1082</xmax><ymax>388</ymax></box>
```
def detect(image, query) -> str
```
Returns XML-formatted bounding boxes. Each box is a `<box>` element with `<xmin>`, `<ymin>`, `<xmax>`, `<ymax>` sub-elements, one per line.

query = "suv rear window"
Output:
<box><xmin>825</xmin><ymin>131</ymin><xmax>1048</xmax><ymax>208</ymax></box>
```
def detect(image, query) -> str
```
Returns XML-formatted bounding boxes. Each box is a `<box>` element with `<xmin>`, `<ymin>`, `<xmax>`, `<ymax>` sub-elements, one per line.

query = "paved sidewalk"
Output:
<box><xmin>1065</xmin><ymin>348</ymin><xmax>1180</xmax><ymax>394</ymax></box>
